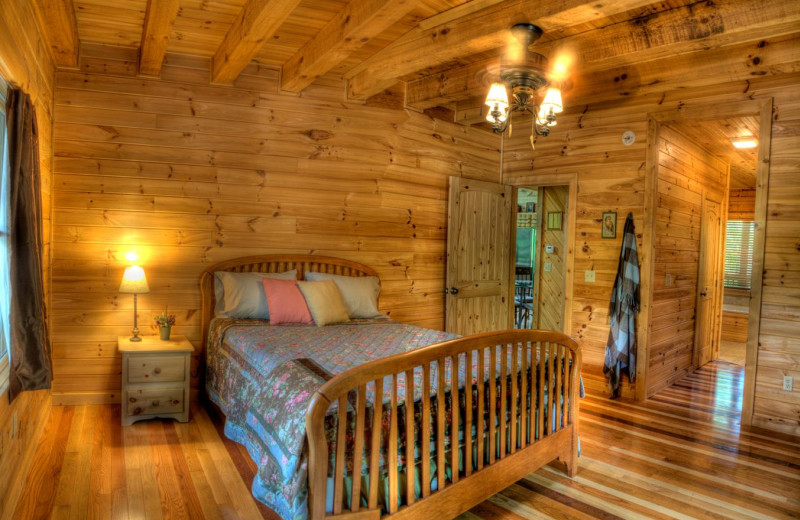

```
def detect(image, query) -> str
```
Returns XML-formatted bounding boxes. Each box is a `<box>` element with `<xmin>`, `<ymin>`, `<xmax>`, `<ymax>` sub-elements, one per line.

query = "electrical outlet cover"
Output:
<box><xmin>783</xmin><ymin>376</ymin><xmax>793</xmax><ymax>392</ymax></box>
<box><xmin>585</xmin><ymin>270</ymin><xmax>596</xmax><ymax>282</ymax></box>
<box><xmin>544</xmin><ymin>262</ymin><xmax>552</xmax><ymax>273</ymax></box>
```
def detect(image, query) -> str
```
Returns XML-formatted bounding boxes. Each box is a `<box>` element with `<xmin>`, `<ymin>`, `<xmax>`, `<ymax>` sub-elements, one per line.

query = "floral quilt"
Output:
<box><xmin>205</xmin><ymin>318</ymin><xmax>458</xmax><ymax>519</ymax></box>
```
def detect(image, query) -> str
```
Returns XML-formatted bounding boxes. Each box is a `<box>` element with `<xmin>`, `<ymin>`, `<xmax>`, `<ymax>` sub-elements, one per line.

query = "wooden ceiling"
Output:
<box><xmin>31</xmin><ymin>0</ymin><xmax>799</xmax><ymax>187</ymax></box>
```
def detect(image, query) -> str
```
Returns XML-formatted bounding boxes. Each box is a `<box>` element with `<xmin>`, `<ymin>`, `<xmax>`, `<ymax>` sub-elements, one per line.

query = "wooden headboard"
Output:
<box><xmin>199</xmin><ymin>254</ymin><xmax>379</xmax><ymax>348</ymax></box>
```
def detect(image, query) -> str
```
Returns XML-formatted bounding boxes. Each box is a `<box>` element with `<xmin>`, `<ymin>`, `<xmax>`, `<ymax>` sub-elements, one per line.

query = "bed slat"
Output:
<box><xmin>367</xmin><ymin>378</ymin><xmax>382</xmax><ymax>510</ymax></box>
<box><xmin>388</xmin><ymin>374</ymin><xmax>398</xmax><ymax>514</ymax></box>
<box><xmin>351</xmin><ymin>384</ymin><xmax>366</xmax><ymax>512</ymax></box>
<box><xmin>334</xmin><ymin>395</ymin><xmax>348</xmax><ymax>515</ymax></box>
<box><xmin>404</xmin><ymin>369</ymin><xmax>415</xmax><ymax>507</ymax></box>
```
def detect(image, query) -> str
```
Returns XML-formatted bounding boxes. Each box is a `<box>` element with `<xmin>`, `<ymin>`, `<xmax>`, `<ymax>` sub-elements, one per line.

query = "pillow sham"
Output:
<box><xmin>262</xmin><ymin>278</ymin><xmax>313</xmax><ymax>325</ymax></box>
<box><xmin>297</xmin><ymin>280</ymin><xmax>351</xmax><ymax>327</ymax></box>
<box><xmin>214</xmin><ymin>269</ymin><xmax>297</xmax><ymax>319</ymax></box>
<box><xmin>304</xmin><ymin>272</ymin><xmax>381</xmax><ymax>318</ymax></box>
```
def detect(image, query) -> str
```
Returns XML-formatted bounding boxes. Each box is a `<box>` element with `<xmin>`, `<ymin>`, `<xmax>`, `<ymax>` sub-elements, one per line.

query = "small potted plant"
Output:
<box><xmin>153</xmin><ymin>306</ymin><xmax>176</xmax><ymax>340</ymax></box>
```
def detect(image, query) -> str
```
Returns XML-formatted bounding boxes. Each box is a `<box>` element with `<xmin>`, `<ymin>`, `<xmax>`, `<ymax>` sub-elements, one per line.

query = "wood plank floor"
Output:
<box><xmin>10</xmin><ymin>362</ymin><xmax>800</xmax><ymax>519</ymax></box>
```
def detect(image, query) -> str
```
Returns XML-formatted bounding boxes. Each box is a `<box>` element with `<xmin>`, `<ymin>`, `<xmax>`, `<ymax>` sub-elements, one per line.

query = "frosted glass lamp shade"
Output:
<box><xmin>485</xmin><ymin>83</ymin><xmax>509</xmax><ymax>108</ymax></box>
<box><xmin>540</xmin><ymin>87</ymin><xmax>563</xmax><ymax>114</ymax></box>
<box><xmin>119</xmin><ymin>266</ymin><xmax>150</xmax><ymax>294</ymax></box>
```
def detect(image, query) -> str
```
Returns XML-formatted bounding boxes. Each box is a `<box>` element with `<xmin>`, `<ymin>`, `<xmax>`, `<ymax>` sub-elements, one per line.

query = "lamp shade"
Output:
<box><xmin>540</xmin><ymin>87</ymin><xmax>563</xmax><ymax>113</ymax></box>
<box><xmin>485</xmin><ymin>83</ymin><xmax>509</xmax><ymax>109</ymax></box>
<box><xmin>119</xmin><ymin>265</ymin><xmax>150</xmax><ymax>294</ymax></box>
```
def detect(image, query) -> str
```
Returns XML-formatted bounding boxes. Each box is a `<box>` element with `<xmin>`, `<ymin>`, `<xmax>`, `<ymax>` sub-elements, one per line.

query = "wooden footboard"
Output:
<box><xmin>306</xmin><ymin>329</ymin><xmax>581</xmax><ymax>520</ymax></box>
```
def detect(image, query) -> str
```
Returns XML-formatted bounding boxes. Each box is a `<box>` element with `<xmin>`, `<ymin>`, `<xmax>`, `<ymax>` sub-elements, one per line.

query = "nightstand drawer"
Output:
<box><xmin>127</xmin><ymin>355</ymin><xmax>185</xmax><ymax>383</ymax></box>
<box><xmin>126</xmin><ymin>387</ymin><xmax>185</xmax><ymax>417</ymax></box>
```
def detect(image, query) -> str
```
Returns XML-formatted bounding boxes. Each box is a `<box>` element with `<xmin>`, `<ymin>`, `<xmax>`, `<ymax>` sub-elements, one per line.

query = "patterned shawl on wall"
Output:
<box><xmin>603</xmin><ymin>212</ymin><xmax>640</xmax><ymax>398</ymax></box>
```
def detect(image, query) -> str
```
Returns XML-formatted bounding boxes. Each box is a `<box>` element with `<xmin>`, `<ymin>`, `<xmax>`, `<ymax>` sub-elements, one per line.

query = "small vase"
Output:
<box><xmin>159</xmin><ymin>325</ymin><xmax>172</xmax><ymax>341</ymax></box>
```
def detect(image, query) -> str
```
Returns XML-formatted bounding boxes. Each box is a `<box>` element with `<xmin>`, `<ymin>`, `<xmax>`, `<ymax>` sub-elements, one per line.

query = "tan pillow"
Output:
<box><xmin>304</xmin><ymin>272</ymin><xmax>381</xmax><ymax>318</ymax></box>
<box><xmin>297</xmin><ymin>280</ymin><xmax>351</xmax><ymax>327</ymax></box>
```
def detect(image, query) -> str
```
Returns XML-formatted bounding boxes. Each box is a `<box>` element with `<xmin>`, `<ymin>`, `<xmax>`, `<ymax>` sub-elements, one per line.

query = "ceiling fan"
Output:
<box><xmin>484</xmin><ymin>23</ymin><xmax>571</xmax><ymax>149</ymax></box>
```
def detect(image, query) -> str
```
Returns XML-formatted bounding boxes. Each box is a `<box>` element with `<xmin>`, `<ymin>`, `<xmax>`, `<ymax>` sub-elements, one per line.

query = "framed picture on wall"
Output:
<box><xmin>602</xmin><ymin>211</ymin><xmax>617</xmax><ymax>238</ymax></box>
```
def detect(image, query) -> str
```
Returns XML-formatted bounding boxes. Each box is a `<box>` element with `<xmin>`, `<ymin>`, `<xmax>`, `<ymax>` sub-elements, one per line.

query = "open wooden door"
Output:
<box><xmin>694</xmin><ymin>196</ymin><xmax>723</xmax><ymax>367</ymax></box>
<box><xmin>445</xmin><ymin>177</ymin><xmax>513</xmax><ymax>335</ymax></box>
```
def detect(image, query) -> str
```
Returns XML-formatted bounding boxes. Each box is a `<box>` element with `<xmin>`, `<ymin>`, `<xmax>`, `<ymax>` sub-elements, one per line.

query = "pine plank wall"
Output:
<box><xmin>0</xmin><ymin>0</ymin><xmax>55</xmax><ymax>510</ymax></box>
<box><xmin>504</xmin><ymin>45</ymin><xmax>800</xmax><ymax>433</ymax></box>
<box><xmin>49</xmin><ymin>44</ymin><xmax>500</xmax><ymax>405</ymax></box>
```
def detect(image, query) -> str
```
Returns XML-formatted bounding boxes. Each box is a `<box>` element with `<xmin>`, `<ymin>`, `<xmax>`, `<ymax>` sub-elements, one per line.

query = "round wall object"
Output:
<box><xmin>622</xmin><ymin>130</ymin><xmax>636</xmax><ymax>146</ymax></box>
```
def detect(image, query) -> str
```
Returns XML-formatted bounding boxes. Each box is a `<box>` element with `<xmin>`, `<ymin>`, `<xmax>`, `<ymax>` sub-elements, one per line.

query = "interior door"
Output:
<box><xmin>445</xmin><ymin>177</ymin><xmax>513</xmax><ymax>335</ymax></box>
<box><xmin>694</xmin><ymin>197</ymin><xmax>722</xmax><ymax>367</ymax></box>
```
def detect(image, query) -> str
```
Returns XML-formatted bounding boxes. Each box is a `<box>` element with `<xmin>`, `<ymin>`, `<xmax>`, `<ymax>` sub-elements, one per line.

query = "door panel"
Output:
<box><xmin>537</xmin><ymin>186</ymin><xmax>568</xmax><ymax>332</ymax></box>
<box><xmin>695</xmin><ymin>197</ymin><xmax>722</xmax><ymax>367</ymax></box>
<box><xmin>445</xmin><ymin>177</ymin><xmax>512</xmax><ymax>335</ymax></box>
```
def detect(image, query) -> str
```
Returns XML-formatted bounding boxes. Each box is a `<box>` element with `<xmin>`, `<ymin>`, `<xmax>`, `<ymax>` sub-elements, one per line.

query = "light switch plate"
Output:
<box><xmin>665</xmin><ymin>273</ymin><xmax>671</xmax><ymax>287</ymax></box>
<box><xmin>783</xmin><ymin>376</ymin><xmax>793</xmax><ymax>392</ymax></box>
<box><xmin>544</xmin><ymin>262</ymin><xmax>552</xmax><ymax>273</ymax></box>
<box><xmin>585</xmin><ymin>270</ymin><xmax>596</xmax><ymax>283</ymax></box>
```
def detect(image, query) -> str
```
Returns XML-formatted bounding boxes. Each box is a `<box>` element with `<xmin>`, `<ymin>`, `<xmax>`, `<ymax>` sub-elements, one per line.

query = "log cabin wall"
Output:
<box><xmin>505</xmin><ymin>113</ymin><xmax>647</xmax><ymax>397</ymax></box>
<box><xmin>728</xmin><ymin>188</ymin><xmax>756</xmax><ymax>220</ymax></box>
<box><xmin>649</xmin><ymin>125</ymin><xmax>728</xmax><ymax>397</ymax></box>
<box><xmin>0</xmin><ymin>0</ymin><xmax>55</xmax><ymax>508</ymax></box>
<box><xmin>503</xmin><ymin>72</ymin><xmax>800</xmax><ymax>427</ymax></box>
<box><xmin>49</xmin><ymin>44</ymin><xmax>500</xmax><ymax>405</ymax></box>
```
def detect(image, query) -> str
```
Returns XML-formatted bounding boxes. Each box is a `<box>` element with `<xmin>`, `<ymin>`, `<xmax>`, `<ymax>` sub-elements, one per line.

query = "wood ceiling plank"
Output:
<box><xmin>32</xmin><ymin>0</ymin><xmax>80</xmax><ymax>68</ymax></box>
<box><xmin>345</xmin><ymin>0</ymin><xmax>662</xmax><ymax>100</ymax></box>
<box><xmin>211</xmin><ymin>0</ymin><xmax>302</xmax><ymax>84</ymax></box>
<box><xmin>138</xmin><ymin>0</ymin><xmax>182</xmax><ymax>76</ymax></box>
<box><xmin>281</xmin><ymin>0</ymin><xmax>420</xmax><ymax>92</ymax></box>
<box><xmin>406</xmin><ymin>0</ymin><xmax>800</xmax><ymax>109</ymax></box>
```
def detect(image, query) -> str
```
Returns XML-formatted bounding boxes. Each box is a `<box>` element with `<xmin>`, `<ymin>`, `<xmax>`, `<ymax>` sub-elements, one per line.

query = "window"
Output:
<box><xmin>0</xmin><ymin>77</ymin><xmax>9</xmax><ymax>394</ymax></box>
<box><xmin>724</xmin><ymin>220</ymin><xmax>756</xmax><ymax>290</ymax></box>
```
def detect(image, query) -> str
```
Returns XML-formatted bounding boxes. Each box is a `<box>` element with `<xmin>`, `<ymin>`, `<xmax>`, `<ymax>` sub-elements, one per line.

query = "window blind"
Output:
<box><xmin>724</xmin><ymin>220</ymin><xmax>755</xmax><ymax>290</ymax></box>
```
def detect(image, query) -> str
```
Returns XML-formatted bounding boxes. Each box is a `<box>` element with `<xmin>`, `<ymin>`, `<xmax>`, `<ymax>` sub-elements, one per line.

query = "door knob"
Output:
<box><xmin>450</xmin><ymin>287</ymin><xmax>459</xmax><ymax>295</ymax></box>
<box><xmin>700</xmin><ymin>290</ymin><xmax>707</xmax><ymax>296</ymax></box>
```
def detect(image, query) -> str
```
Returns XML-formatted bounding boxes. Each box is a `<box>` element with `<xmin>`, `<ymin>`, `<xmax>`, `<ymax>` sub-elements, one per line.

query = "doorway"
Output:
<box><xmin>641</xmin><ymin>99</ymin><xmax>772</xmax><ymax>425</ymax></box>
<box><xmin>512</xmin><ymin>184</ymin><xmax>571</xmax><ymax>332</ymax></box>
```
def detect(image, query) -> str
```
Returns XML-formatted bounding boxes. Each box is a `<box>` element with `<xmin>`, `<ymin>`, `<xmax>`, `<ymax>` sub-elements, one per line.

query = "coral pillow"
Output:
<box><xmin>261</xmin><ymin>278</ymin><xmax>313</xmax><ymax>325</ymax></box>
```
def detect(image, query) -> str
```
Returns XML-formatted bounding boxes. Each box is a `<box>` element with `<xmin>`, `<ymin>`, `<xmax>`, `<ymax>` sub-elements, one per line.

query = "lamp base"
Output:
<box><xmin>129</xmin><ymin>336</ymin><xmax>142</xmax><ymax>342</ymax></box>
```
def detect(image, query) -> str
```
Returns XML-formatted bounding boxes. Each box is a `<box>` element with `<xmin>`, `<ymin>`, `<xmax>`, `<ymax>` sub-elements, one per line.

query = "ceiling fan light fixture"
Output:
<box><xmin>485</xmin><ymin>24</ymin><xmax>565</xmax><ymax>140</ymax></box>
<box><xmin>731</xmin><ymin>136</ymin><xmax>757</xmax><ymax>149</ymax></box>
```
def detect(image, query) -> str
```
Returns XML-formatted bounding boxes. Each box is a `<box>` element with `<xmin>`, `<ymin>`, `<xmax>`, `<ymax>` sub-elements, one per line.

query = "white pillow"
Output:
<box><xmin>304</xmin><ymin>272</ymin><xmax>381</xmax><ymax>318</ymax></box>
<box><xmin>214</xmin><ymin>270</ymin><xmax>297</xmax><ymax>319</ymax></box>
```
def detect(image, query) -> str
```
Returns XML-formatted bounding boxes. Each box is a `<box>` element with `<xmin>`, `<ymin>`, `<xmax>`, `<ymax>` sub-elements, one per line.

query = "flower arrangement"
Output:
<box><xmin>153</xmin><ymin>306</ymin><xmax>176</xmax><ymax>328</ymax></box>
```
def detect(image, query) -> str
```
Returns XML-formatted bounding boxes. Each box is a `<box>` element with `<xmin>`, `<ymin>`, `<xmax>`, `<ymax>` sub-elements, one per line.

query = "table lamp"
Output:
<box><xmin>119</xmin><ymin>265</ymin><xmax>150</xmax><ymax>342</ymax></box>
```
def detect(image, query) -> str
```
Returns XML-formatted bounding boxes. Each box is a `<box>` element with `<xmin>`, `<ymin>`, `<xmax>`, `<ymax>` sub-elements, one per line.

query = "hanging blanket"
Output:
<box><xmin>604</xmin><ymin>212</ymin><xmax>640</xmax><ymax>398</ymax></box>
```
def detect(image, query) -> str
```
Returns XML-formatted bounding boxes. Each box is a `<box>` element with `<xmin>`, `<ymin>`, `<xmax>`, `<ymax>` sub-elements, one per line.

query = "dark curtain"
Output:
<box><xmin>6</xmin><ymin>89</ymin><xmax>52</xmax><ymax>402</ymax></box>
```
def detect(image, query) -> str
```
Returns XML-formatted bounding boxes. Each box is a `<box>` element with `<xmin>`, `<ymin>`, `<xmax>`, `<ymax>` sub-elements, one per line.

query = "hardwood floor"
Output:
<box><xmin>10</xmin><ymin>362</ymin><xmax>800</xmax><ymax>519</ymax></box>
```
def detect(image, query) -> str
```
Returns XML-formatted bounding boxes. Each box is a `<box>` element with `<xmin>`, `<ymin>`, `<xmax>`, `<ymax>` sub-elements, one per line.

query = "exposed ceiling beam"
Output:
<box><xmin>281</xmin><ymin>0</ymin><xmax>419</xmax><ymax>93</ymax></box>
<box><xmin>406</xmin><ymin>0</ymin><xmax>800</xmax><ymax>109</ymax></box>
<box><xmin>212</xmin><ymin>0</ymin><xmax>302</xmax><ymax>84</ymax></box>
<box><xmin>32</xmin><ymin>0</ymin><xmax>79</xmax><ymax>69</ymax></box>
<box><xmin>138</xmin><ymin>0</ymin><xmax>181</xmax><ymax>77</ymax></box>
<box><xmin>345</xmin><ymin>0</ymin><xmax>662</xmax><ymax>100</ymax></box>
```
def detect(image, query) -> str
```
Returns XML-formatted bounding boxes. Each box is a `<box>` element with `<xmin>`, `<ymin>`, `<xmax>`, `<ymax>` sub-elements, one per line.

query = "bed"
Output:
<box><xmin>200</xmin><ymin>254</ymin><xmax>581</xmax><ymax>520</ymax></box>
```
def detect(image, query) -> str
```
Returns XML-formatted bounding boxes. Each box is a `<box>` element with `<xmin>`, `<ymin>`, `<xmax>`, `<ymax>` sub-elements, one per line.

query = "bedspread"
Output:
<box><xmin>205</xmin><ymin>318</ymin><xmax>458</xmax><ymax>519</ymax></box>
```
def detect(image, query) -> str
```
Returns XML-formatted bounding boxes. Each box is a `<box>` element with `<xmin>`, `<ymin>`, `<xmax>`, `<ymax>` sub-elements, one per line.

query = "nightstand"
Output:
<box><xmin>118</xmin><ymin>335</ymin><xmax>194</xmax><ymax>426</ymax></box>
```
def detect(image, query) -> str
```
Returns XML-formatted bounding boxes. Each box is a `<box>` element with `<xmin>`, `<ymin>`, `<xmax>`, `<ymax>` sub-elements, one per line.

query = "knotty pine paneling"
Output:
<box><xmin>504</xmin><ymin>73</ymin><xmax>800</xmax><ymax>428</ymax></box>
<box><xmin>728</xmin><ymin>188</ymin><xmax>756</xmax><ymax>220</ymax></box>
<box><xmin>50</xmin><ymin>46</ymin><xmax>499</xmax><ymax>405</ymax></box>
<box><xmin>649</xmin><ymin>125</ymin><xmax>728</xmax><ymax>397</ymax></box>
<box><xmin>537</xmin><ymin>186</ymin><xmax>568</xmax><ymax>331</ymax></box>
<box><xmin>0</xmin><ymin>0</ymin><xmax>55</xmax><ymax>512</ymax></box>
